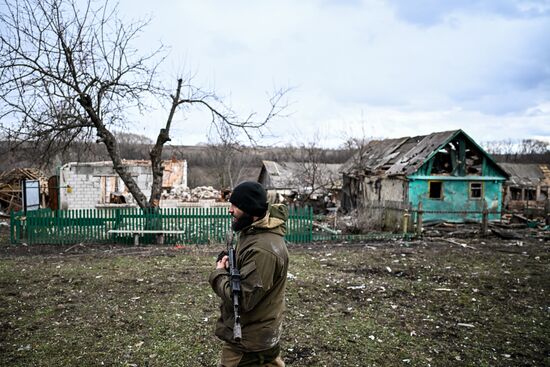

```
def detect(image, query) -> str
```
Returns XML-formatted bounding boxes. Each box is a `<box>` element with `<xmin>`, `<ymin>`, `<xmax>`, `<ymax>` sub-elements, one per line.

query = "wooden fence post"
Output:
<box><xmin>416</xmin><ymin>202</ymin><xmax>423</xmax><ymax>237</ymax></box>
<box><xmin>545</xmin><ymin>198</ymin><xmax>550</xmax><ymax>226</ymax></box>
<box><xmin>10</xmin><ymin>210</ymin><xmax>16</xmax><ymax>244</ymax></box>
<box><xmin>402</xmin><ymin>208</ymin><xmax>409</xmax><ymax>234</ymax></box>
<box><xmin>481</xmin><ymin>200</ymin><xmax>488</xmax><ymax>237</ymax></box>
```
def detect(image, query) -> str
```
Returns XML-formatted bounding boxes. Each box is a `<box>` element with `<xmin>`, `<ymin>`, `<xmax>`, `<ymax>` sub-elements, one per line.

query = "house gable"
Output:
<box><xmin>408</xmin><ymin>130</ymin><xmax>508</xmax><ymax>179</ymax></box>
<box><xmin>343</xmin><ymin>129</ymin><xmax>508</xmax><ymax>180</ymax></box>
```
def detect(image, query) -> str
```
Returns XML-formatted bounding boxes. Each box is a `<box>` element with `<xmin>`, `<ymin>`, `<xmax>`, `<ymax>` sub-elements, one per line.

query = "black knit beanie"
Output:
<box><xmin>229</xmin><ymin>181</ymin><xmax>268</xmax><ymax>217</ymax></box>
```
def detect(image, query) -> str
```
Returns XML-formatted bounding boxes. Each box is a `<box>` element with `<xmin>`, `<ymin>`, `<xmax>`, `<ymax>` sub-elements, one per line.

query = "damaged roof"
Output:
<box><xmin>342</xmin><ymin>129</ymin><xmax>506</xmax><ymax>177</ymax></box>
<box><xmin>259</xmin><ymin>160</ymin><xmax>342</xmax><ymax>190</ymax></box>
<box><xmin>499</xmin><ymin>163</ymin><xmax>550</xmax><ymax>187</ymax></box>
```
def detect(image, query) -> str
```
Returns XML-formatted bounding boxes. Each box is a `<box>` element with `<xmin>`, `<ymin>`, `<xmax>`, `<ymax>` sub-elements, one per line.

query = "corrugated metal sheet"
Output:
<box><xmin>386</xmin><ymin>131</ymin><xmax>459</xmax><ymax>176</ymax></box>
<box><xmin>260</xmin><ymin>160</ymin><xmax>342</xmax><ymax>190</ymax></box>
<box><xmin>342</xmin><ymin>129</ymin><xmax>507</xmax><ymax>179</ymax></box>
<box><xmin>500</xmin><ymin>163</ymin><xmax>550</xmax><ymax>187</ymax></box>
<box><xmin>342</xmin><ymin>130</ymin><xmax>458</xmax><ymax>176</ymax></box>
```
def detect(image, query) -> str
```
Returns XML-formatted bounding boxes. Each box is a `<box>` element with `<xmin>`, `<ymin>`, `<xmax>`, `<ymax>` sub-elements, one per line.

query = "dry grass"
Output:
<box><xmin>0</xmin><ymin>236</ymin><xmax>548</xmax><ymax>366</ymax></box>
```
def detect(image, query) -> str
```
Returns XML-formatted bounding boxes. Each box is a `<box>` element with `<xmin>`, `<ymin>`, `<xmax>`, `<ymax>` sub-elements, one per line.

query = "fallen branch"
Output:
<box><xmin>441</xmin><ymin>238</ymin><xmax>476</xmax><ymax>249</ymax></box>
<box><xmin>312</xmin><ymin>222</ymin><xmax>339</xmax><ymax>234</ymax></box>
<box><xmin>64</xmin><ymin>243</ymin><xmax>87</xmax><ymax>253</ymax></box>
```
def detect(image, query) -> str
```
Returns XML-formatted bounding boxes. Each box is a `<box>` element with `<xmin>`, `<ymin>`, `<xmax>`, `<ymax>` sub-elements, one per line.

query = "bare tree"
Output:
<box><xmin>482</xmin><ymin>138</ymin><xmax>550</xmax><ymax>163</ymax></box>
<box><xmin>203</xmin><ymin>142</ymin><xmax>256</xmax><ymax>189</ymax></box>
<box><xmin>285</xmin><ymin>136</ymin><xmax>342</xmax><ymax>205</ymax></box>
<box><xmin>482</xmin><ymin>139</ymin><xmax>517</xmax><ymax>156</ymax></box>
<box><xmin>339</xmin><ymin>117</ymin><xmax>374</xmax><ymax>171</ymax></box>
<box><xmin>340</xmin><ymin>135</ymin><xmax>372</xmax><ymax>168</ymax></box>
<box><xmin>0</xmin><ymin>0</ymin><xmax>286</xmax><ymax>209</ymax></box>
<box><xmin>115</xmin><ymin>132</ymin><xmax>154</xmax><ymax>146</ymax></box>
<box><xmin>519</xmin><ymin>139</ymin><xmax>549</xmax><ymax>155</ymax></box>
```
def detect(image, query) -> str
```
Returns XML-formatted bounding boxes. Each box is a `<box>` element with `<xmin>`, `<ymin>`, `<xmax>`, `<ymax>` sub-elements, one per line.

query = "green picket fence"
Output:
<box><xmin>10</xmin><ymin>206</ymin><xmax>313</xmax><ymax>245</ymax></box>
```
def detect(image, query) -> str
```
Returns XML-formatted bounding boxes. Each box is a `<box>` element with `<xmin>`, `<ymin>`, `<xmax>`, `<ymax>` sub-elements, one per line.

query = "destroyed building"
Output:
<box><xmin>499</xmin><ymin>163</ymin><xmax>550</xmax><ymax>211</ymax></box>
<box><xmin>58</xmin><ymin>160</ymin><xmax>187</xmax><ymax>209</ymax></box>
<box><xmin>341</xmin><ymin>129</ymin><xmax>509</xmax><ymax>222</ymax></box>
<box><xmin>258</xmin><ymin>160</ymin><xmax>342</xmax><ymax>211</ymax></box>
<box><xmin>0</xmin><ymin>168</ymin><xmax>49</xmax><ymax>213</ymax></box>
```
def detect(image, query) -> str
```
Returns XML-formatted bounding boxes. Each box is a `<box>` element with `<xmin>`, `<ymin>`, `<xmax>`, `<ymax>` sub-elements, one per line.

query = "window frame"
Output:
<box><xmin>428</xmin><ymin>181</ymin><xmax>444</xmax><ymax>200</ymax></box>
<box><xmin>469</xmin><ymin>182</ymin><xmax>483</xmax><ymax>200</ymax></box>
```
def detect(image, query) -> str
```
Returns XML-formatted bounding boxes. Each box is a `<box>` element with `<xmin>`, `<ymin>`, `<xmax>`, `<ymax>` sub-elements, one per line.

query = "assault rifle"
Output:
<box><xmin>222</xmin><ymin>231</ymin><xmax>242</xmax><ymax>342</ymax></box>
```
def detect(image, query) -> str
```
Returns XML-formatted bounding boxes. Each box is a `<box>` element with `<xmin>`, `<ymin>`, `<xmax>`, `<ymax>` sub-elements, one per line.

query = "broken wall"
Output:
<box><xmin>58</xmin><ymin>161</ymin><xmax>187</xmax><ymax>209</ymax></box>
<box><xmin>362</xmin><ymin>177</ymin><xmax>407</xmax><ymax>203</ymax></box>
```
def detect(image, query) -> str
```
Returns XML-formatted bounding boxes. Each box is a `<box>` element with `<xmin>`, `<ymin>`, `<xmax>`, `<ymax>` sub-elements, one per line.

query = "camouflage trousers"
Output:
<box><xmin>219</xmin><ymin>342</ymin><xmax>285</xmax><ymax>367</ymax></box>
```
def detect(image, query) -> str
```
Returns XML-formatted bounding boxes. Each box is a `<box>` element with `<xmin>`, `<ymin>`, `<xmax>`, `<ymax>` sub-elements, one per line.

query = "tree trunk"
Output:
<box><xmin>78</xmin><ymin>94</ymin><xmax>150</xmax><ymax>209</ymax></box>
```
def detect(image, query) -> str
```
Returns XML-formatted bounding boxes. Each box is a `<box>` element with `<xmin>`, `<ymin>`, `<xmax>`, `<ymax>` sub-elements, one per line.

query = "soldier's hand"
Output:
<box><xmin>216</xmin><ymin>250</ymin><xmax>228</xmax><ymax>262</ymax></box>
<box><xmin>216</xmin><ymin>255</ymin><xmax>229</xmax><ymax>270</ymax></box>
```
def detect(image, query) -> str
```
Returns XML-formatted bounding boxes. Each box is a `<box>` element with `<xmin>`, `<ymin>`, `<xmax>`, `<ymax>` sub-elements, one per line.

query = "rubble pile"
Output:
<box><xmin>191</xmin><ymin>186</ymin><xmax>222</xmax><ymax>200</ymax></box>
<box><xmin>162</xmin><ymin>185</ymin><xmax>222</xmax><ymax>202</ymax></box>
<box><xmin>162</xmin><ymin>185</ymin><xmax>192</xmax><ymax>201</ymax></box>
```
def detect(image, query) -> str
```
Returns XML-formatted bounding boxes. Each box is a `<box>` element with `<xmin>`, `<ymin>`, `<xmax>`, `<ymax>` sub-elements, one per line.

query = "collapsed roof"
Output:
<box><xmin>259</xmin><ymin>160</ymin><xmax>343</xmax><ymax>190</ymax></box>
<box><xmin>499</xmin><ymin>163</ymin><xmax>550</xmax><ymax>187</ymax></box>
<box><xmin>342</xmin><ymin>129</ymin><xmax>507</xmax><ymax>178</ymax></box>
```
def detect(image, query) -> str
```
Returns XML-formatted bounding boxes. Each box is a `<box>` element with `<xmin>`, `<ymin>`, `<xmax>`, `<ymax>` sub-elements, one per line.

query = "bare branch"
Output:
<box><xmin>1</xmin><ymin>0</ymin><xmax>288</xmax><ymax>213</ymax></box>
<box><xmin>0</xmin><ymin>0</ymin><xmax>165</xmax><ymax>208</ymax></box>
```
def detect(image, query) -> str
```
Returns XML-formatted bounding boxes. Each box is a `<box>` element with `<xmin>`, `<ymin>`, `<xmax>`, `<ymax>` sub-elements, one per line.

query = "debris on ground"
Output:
<box><xmin>490</xmin><ymin>226</ymin><xmax>523</xmax><ymax>239</ymax></box>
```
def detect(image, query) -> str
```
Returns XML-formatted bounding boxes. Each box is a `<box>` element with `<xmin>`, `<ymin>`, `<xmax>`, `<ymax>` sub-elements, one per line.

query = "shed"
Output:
<box><xmin>258</xmin><ymin>160</ymin><xmax>342</xmax><ymax>210</ymax></box>
<box><xmin>499</xmin><ymin>163</ymin><xmax>550</xmax><ymax>210</ymax></box>
<box><xmin>0</xmin><ymin>168</ymin><xmax>49</xmax><ymax>213</ymax></box>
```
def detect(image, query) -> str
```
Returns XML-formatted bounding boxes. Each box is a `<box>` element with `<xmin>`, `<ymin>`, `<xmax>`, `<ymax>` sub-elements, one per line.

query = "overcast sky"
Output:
<box><xmin>118</xmin><ymin>0</ymin><xmax>550</xmax><ymax>148</ymax></box>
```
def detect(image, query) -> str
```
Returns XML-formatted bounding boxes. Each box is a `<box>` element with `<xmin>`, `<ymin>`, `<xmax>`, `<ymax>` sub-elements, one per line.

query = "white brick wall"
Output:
<box><xmin>59</xmin><ymin>161</ymin><xmax>182</xmax><ymax>209</ymax></box>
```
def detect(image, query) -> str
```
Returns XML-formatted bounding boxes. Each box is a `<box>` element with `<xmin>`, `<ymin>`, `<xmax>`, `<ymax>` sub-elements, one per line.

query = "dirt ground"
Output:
<box><xmin>0</xmin><ymin>228</ymin><xmax>548</xmax><ymax>366</ymax></box>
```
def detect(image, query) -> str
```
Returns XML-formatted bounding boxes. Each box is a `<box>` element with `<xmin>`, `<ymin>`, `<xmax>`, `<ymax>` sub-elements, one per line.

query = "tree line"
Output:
<box><xmin>0</xmin><ymin>132</ymin><xmax>354</xmax><ymax>188</ymax></box>
<box><xmin>482</xmin><ymin>139</ymin><xmax>550</xmax><ymax>164</ymax></box>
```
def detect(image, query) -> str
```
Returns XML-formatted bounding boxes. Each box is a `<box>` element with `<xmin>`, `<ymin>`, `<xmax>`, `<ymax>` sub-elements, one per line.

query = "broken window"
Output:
<box><xmin>525</xmin><ymin>188</ymin><xmax>536</xmax><ymax>201</ymax></box>
<box><xmin>510</xmin><ymin>187</ymin><xmax>522</xmax><ymax>200</ymax></box>
<box><xmin>469</xmin><ymin>182</ymin><xmax>483</xmax><ymax>199</ymax></box>
<box><xmin>464</xmin><ymin>147</ymin><xmax>482</xmax><ymax>176</ymax></box>
<box><xmin>430</xmin><ymin>149</ymin><xmax>453</xmax><ymax>174</ymax></box>
<box><xmin>100</xmin><ymin>176</ymin><xmax>126</xmax><ymax>204</ymax></box>
<box><xmin>430</xmin><ymin>138</ymin><xmax>484</xmax><ymax>176</ymax></box>
<box><xmin>429</xmin><ymin>181</ymin><xmax>443</xmax><ymax>199</ymax></box>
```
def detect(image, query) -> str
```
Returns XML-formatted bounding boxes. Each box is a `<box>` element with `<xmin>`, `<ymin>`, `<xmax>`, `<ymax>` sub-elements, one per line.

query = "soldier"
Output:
<box><xmin>209</xmin><ymin>181</ymin><xmax>289</xmax><ymax>367</ymax></box>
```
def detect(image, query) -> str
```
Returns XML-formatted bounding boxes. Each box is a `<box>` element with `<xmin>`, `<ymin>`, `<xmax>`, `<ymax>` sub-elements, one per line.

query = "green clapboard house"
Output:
<box><xmin>341</xmin><ymin>129</ymin><xmax>509</xmax><ymax>222</ymax></box>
